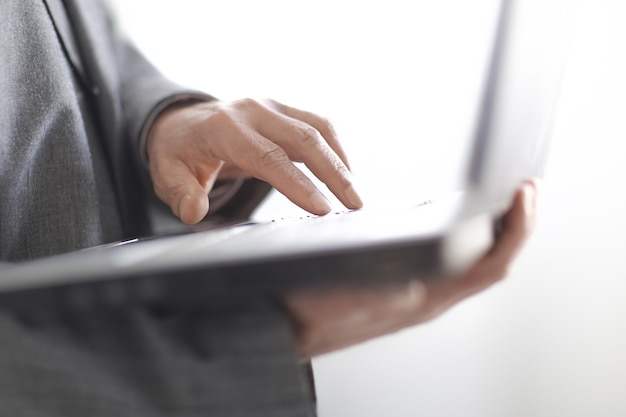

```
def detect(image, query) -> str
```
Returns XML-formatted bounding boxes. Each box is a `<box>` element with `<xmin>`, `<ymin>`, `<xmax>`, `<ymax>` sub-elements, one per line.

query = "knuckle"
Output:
<box><xmin>153</xmin><ymin>180</ymin><xmax>187</xmax><ymax>214</ymax></box>
<box><xmin>254</xmin><ymin>144</ymin><xmax>288</xmax><ymax>173</ymax></box>
<box><xmin>234</xmin><ymin>97</ymin><xmax>262</xmax><ymax>111</ymax></box>
<box><xmin>297</xmin><ymin>125</ymin><xmax>323</xmax><ymax>148</ymax></box>
<box><xmin>319</xmin><ymin>116</ymin><xmax>336</xmax><ymax>133</ymax></box>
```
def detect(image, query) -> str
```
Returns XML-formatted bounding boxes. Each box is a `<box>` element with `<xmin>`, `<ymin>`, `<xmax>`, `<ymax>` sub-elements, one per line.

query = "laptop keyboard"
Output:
<box><xmin>126</xmin><ymin>198</ymin><xmax>439</xmax><ymax>270</ymax></box>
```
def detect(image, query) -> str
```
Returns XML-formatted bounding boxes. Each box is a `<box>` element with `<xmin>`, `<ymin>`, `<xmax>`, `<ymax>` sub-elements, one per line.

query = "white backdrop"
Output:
<box><xmin>109</xmin><ymin>1</ymin><xmax>626</xmax><ymax>416</ymax></box>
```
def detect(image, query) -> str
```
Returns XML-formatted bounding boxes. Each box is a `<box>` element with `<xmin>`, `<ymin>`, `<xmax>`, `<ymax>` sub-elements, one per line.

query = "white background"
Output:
<box><xmin>109</xmin><ymin>1</ymin><xmax>626</xmax><ymax>416</ymax></box>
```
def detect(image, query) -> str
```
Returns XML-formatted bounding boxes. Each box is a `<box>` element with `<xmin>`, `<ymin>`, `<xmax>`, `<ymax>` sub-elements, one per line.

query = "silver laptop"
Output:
<box><xmin>0</xmin><ymin>0</ymin><xmax>572</xmax><ymax>311</ymax></box>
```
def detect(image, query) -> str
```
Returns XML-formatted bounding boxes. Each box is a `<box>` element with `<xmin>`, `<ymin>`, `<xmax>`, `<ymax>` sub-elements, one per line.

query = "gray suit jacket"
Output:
<box><xmin>0</xmin><ymin>1</ymin><xmax>312</xmax><ymax>415</ymax></box>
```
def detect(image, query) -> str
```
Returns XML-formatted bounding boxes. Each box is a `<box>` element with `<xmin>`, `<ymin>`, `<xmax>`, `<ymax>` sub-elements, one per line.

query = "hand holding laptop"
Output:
<box><xmin>284</xmin><ymin>180</ymin><xmax>538</xmax><ymax>359</ymax></box>
<box><xmin>146</xmin><ymin>98</ymin><xmax>364</xmax><ymax>225</ymax></box>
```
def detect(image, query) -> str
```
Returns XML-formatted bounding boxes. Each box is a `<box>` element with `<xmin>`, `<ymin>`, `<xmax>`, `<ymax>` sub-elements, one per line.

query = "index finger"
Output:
<box><xmin>254</xmin><ymin>107</ymin><xmax>363</xmax><ymax>210</ymax></box>
<box><xmin>265</xmin><ymin>99</ymin><xmax>352</xmax><ymax>171</ymax></box>
<box><xmin>215</xmin><ymin>127</ymin><xmax>334</xmax><ymax>216</ymax></box>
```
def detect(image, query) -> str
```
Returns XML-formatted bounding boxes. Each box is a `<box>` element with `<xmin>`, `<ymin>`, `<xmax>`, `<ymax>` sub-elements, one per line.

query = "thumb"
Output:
<box><xmin>177</xmin><ymin>187</ymin><xmax>209</xmax><ymax>225</ymax></box>
<box><xmin>152</xmin><ymin>161</ymin><xmax>209</xmax><ymax>225</ymax></box>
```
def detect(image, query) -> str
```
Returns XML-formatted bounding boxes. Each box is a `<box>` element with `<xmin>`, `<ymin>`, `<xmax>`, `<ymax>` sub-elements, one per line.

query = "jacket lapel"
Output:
<box><xmin>41</xmin><ymin>0</ymin><xmax>88</xmax><ymax>87</ymax></box>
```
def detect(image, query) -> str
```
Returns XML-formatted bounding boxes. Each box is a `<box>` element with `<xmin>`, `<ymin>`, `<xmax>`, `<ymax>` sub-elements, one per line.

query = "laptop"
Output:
<box><xmin>0</xmin><ymin>0</ymin><xmax>572</xmax><ymax>312</ymax></box>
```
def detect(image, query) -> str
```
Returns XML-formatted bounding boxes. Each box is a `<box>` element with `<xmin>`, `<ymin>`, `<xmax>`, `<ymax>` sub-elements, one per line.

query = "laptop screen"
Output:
<box><xmin>468</xmin><ymin>0</ymin><xmax>574</xmax><ymax>205</ymax></box>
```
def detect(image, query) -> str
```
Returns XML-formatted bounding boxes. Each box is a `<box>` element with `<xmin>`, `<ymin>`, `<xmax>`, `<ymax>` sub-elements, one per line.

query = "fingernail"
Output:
<box><xmin>178</xmin><ymin>194</ymin><xmax>191</xmax><ymax>221</ymax></box>
<box><xmin>309</xmin><ymin>192</ymin><xmax>332</xmax><ymax>214</ymax></box>
<box><xmin>344</xmin><ymin>184</ymin><xmax>364</xmax><ymax>209</ymax></box>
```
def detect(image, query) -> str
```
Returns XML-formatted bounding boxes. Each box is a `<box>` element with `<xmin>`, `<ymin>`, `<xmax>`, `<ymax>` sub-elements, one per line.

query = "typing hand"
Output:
<box><xmin>283</xmin><ymin>180</ymin><xmax>539</xmax><ymax>359</ymax></box>
<box><xmin>146</xmin><ymin>98</ymin><xmax>363</xmax><ymax>224</ymax></box>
